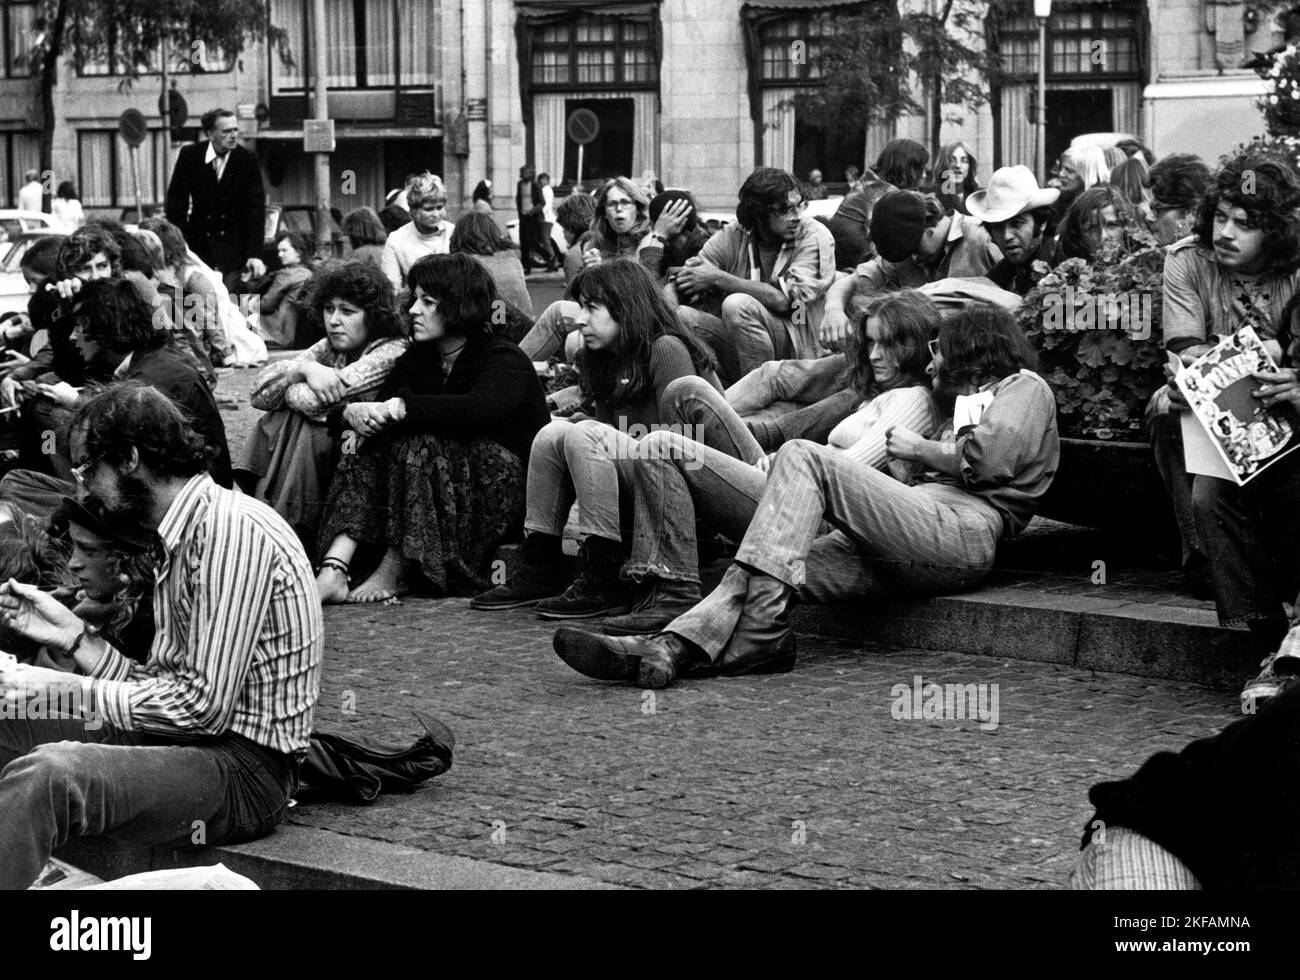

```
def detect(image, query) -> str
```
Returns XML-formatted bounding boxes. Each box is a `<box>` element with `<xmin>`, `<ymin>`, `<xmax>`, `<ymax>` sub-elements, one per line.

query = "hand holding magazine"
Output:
<box><xmin>1175</xmin><ymin>325</ymin><xmax>1300</xmax><ymax>485</ymax></box>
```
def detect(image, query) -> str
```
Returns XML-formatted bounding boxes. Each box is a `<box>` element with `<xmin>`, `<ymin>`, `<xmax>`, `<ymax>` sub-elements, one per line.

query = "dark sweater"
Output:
<box><xmin>121</xmin><ymin>344</ymin><xmax>233</xmax><ymax>488</ymax></box>
<box><xmin>1082</xmin><ymin>681</ymin><xmax>1300</xmax><ymax>889</ymax></box>
<box><xmin>590</xmin><ymin>335</ymin><xmax>718</xmax><ymax>433</ymax></box>
<box><xmin>341</xmin><ymin>333</ymin><xmax>549</xmax><ymax>462</ymax></box>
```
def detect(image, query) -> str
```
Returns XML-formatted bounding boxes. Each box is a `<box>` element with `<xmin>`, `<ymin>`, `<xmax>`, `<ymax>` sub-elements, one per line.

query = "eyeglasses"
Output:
<box><xmin>71</xmin><ymin>452</ymin><xmax>106</xmax><ymax>487</ymax></box>
<box><xmin>770</xmin><ymin>201</ymin><xmax>807</xmax><ymax>219</ymax></box>
<box><xmin>605</xmin><ymin>199</ymin><xmax>636</xmax><ymax>211</ymax></box>
<box><xmin>928</xmin><ymin>339</ymin><xmax>941</xmax><ymax>359</ymax></box>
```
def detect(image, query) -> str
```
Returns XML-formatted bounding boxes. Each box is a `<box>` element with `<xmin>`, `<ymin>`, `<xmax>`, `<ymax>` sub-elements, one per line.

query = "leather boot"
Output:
<box><xmin>552</xmin><ymin>627</ymin><xmax>703</xmax><ymax>689</ymax></box>
<box><xmin>534</xmin><ymin>536</ymin><xmax>632</xmax><ymax>619</ymax></box>
<box><xmin>470</xmin><ymin>533</ymin><xmax>572</xmax><ymax>609</ymax></box>
<box><xmin>599</xmin><ymin>577</ymin><xmax>702</xmax><ymax>636</ymax></box>
<box><xmin>697</xmin><ymin>571</ymin><xmax>798</xmax><ymax>677</ymax></box>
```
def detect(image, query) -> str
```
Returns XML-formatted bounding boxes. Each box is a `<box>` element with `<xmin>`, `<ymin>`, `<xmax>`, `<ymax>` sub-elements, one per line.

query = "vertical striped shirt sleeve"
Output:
<box><xmin>86</xmin><ymin>478</ymin><xmax>322</xmax><ymax>753</ymax></box>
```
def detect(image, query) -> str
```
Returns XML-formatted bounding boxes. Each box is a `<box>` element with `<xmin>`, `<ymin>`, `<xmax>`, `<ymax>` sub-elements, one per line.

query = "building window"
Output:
<box><xmin>757</xmin><ymin>11</ymin><xmax>850</xmax><ymax>84</ymax></box>
<box><xmin>77</xmin><ymin>130</ymin><xmax>169</xmax><ymax>208</ymax></box>
<box><xmin>71</xmin><ymin>18</ymin><xmax>235</xmax><ymax>76</ymax></box>
<box><xmin>998</xmin><ymin>2</ymin><xmax>1140</xmax><ymax>79</ymax></box>
<box><xmin>3</xmin><ymin>0</ymin><xmax>33</xmax><ymax>77</ymax></box>
<box><xmin>530</xmin><ymin>13</ymin><xmax>657</xmax><ymax>89</ymax></box>
<box><xmin>1</xmin><ymin>130</ymin><xmax>40</xmax><ymax>207</ymax></box>
<box><xmin>270</xmin><ymin>0</ymin><xmax>435</xmax><ymax>91</ymax></box>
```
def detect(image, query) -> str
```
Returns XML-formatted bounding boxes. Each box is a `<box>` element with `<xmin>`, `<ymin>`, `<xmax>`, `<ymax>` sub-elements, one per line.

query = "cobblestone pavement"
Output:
<box><xmin>289</xmin><ymin>599</ymin><xmax>1235</xmax><ymax>890</ymax></box>
<box><xmin>213</xmin><ymin>338</ymin><xmax>1238</xmax><ymax>891</ymax></box>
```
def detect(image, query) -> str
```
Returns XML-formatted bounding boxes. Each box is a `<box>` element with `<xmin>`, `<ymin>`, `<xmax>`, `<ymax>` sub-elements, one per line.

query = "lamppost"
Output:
<box><xmin>1035</xmin><ymin>0</ymin><xmax>1052</xmax><ymax>185</ymax></box>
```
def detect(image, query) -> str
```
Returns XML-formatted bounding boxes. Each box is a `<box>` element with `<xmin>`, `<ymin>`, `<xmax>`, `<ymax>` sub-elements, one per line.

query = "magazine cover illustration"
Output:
<box><xmin>1175</xmin><ymin>325</ymin><xmax>1300</xmax><ymax>486</ymax></box>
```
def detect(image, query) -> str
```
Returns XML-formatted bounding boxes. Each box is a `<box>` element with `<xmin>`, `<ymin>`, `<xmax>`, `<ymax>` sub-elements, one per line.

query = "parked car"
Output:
<box><xmin>0</xmin><ymin>209</ymin><xmax>69</xmax><ymax>239</ymax></box>
<box><xmin>0</xmin><ymin>232</ymin><xmax>66</xmax><ymax>318</ymax></box>
<box><xmin>262</xmin><ymin>204</ymin><xmax>346</xmax><ymax>264</ymax></box>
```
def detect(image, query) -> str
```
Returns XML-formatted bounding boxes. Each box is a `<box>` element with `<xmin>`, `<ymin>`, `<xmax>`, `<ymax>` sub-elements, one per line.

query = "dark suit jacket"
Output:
<box><xmin>165</xmin><ymin>141</ymin><xmax>266</xmax><ymax>274</ymax></box>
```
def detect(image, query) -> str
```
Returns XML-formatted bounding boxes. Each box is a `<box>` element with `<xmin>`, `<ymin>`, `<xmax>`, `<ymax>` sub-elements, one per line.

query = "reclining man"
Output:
<box><xmin>0</xmin><ymin>383</ymin><xmax>322</xmax><ymax>889</ymax></box>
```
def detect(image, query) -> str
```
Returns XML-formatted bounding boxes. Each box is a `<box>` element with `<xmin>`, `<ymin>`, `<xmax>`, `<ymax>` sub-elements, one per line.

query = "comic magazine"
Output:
<box><xmin>1175</xmin><ymin>326</ymin><xmax>1300</xmax><ymax>486</ymax></box>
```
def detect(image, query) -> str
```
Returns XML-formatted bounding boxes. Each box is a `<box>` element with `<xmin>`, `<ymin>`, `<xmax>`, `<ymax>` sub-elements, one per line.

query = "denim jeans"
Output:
<box><xmin>721</xmin><ymin>293</ymin><xmax>798</xmax><ymax>378</ymax></box>
<box><xmin>668</xmin><ymin>440</ymin><xmax>1003</xmax><ymax>659</ymax></box>
<box><xmin>524</xmin><ymin>418</ymin><xmax>639</xmax><ymax>542</ymax></box>
<box><xmin>1191</xmin><ymin>449</ymin><xmax>1300</xmax><ymax>627</ymax></box>
<box><xmin>726</xmin><ymin>356</ymin><xmax>849</xmax><ymax>420</ymax></box>
<box><xmin>1149</xmin><ymin>409</ymin><xmax>1207</xmax><ymax>577</ymax></box>
<box><xmin>0</xmin><ymin>718</ymin><xmax>296</xmax><ymax>889</ymax></box>
<box><xmin>519</xmin><ymin>300</ymin><xmax>579</xmax><ymax>361</ymax></box>
<box><xmin>725</xmin><ymin>356</ymin><xmax>857</xmax><ymax>450</ymax></box>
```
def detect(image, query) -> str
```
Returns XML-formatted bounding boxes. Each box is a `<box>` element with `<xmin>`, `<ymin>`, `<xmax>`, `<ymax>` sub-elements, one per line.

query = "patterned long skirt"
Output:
<box><xmin>317</xmin><ymin>431</ymin><xmax>525</xmax><ymax>595</ymax></box>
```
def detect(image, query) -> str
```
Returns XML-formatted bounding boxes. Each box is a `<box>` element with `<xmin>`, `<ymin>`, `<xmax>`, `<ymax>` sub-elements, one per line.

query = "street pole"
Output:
<box><xmin>311</xmin><ymin>0</ymin><xmax>332</xmax><ymax>256</ymax></box>
<box><xmin>1035</xmin><ymin>0</ymin><xmax>1053</xmax><ymax>185</ymax></box>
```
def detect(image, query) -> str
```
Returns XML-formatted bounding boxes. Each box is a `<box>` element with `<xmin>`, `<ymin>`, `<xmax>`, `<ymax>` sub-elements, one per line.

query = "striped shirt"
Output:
<box><xmin>85</xmin><ymin>474</ymin><xmax>323</xmax><ymax>756</ymax></box>
<box><xmin>250</xmin><ymin>336</ymin><xmax>409</xmax><ymax>422</ymax></box>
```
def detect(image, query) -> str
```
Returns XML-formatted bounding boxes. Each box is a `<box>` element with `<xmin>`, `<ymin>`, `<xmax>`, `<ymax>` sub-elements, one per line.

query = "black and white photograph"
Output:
<box><xmin>0</xmin><ymin>0</ymin><xmax>1294</xmax><ymax>953</ymax></box>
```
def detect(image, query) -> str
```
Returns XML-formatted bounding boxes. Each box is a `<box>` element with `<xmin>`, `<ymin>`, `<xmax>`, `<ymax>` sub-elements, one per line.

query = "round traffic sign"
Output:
<box><xmin>158</xmin><ymin>88</ymin><xmax>188</xmax><ymax>128</ymax></box>
<box><xmin>566</xmin><ymin>109</ymin><xmax>600</xmax><ymax>146</ymax></box>
<box><xmin>118</xmin><ymin>109</ymin><xmax>148</xmax><ymax>148</ymax></box>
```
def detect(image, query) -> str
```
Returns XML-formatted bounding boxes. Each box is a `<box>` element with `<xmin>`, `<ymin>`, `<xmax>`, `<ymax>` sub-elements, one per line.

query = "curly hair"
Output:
<box><xmin>873</xmin><ymin>139</ymin><xmax>929</xmax><ymax>190</ymax></box>
<box><xmin>72</xmin><ymin>382</ymin><xmax>213</xmax><ymax>479</ymax></box>
<box><xmin>405</xmin><ymin>253</ymin><xmax>498</xmax><ymax>342</ymax></box>
<box><xmin>450</xmin><ymin>212</ymin><xmax>517</xmax><ymax>257</ymax></box>
<box><xmin>302</xmin><ymin>259</ymin><xmax>404</xmax><ymax>343</ymax></box>
<box><xmin>736</xmin><ymin>168</ymin><xmax>803</xmax><ymax>233</ymax></box>
<box><xmin>937</xmin><ymin>304</ymin><xmax>1037</xmax><ymax>391</ymax></box>
<box><xmin>341</xmin><ymin>206</ymin><xmax>387</xmax><ymax>247</ymax></box>
<box><xmin>843</xmin><ymin>290</ymin><xmax>941</xmax><ymax>400</ymax></box>
<box><xmin>1192</xmin><ymin>155</ymin><xmax>1300</xmax><ymax>276</ymax></box>
<box><xmin>591</xmin><ymin>177</ymin><xmax>651</xmax><ymax>246</ymax></box>
<box><xmin>58</xmin><ymin>226</ymin><xmax>120</xmax><ymax>278</ymax></box>
<box><xmin>71</xmin><ymin>278</ymin><xmax>166</xmax><ymax>353</ymax></box>
<box><xmin>568</xmin><ymin>260</ymin><xmax>716</xmax><ymax>405</ymax></box>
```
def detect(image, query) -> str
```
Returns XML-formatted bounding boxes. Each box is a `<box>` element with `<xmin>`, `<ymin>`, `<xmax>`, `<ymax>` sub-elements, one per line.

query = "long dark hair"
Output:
<box><xmin>1193</xmin><ymin>155</ymin><xmax>1300</xmax><ymax>277</ymax></box>
<box><xmin>1057</xmin><ymin>186</ymin><xmax>1141</xmax><ymax>261</ymax></box>
<box><xmin>873</xmin><ymin>139</ymin><xmax>929</xmax><ymax>190</ymax></box>
<box><xmin>568</xmin><ymin>260</ymin><xmax>716</xmax><ymax>405</ymax></box>
<box><xmin>406</xmin><ymin>253</ymin><xmax>497</xmax><ymax>342</ymax></box>
<box><xmin>844</xmin><ymin>290</ymin><xmax>940</xmax><ymax>400</ymax></box>
<box><xmin>937</xmin><ymin>304</ymin><xmax>1037</xmax><ymax>391</ymax></box>
<box><xmin>935</xmin><ymin>141</ymin><xmax>979</xmax><ymax>213</ymax></box>
<box><xmin>450</xmin><ymin>211</ymin><xmax>517</xmax><ymax>256</ymax></box>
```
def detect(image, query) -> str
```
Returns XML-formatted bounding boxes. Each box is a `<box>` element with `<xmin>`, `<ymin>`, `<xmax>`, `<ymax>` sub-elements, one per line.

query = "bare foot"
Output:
<box><xmin>316</xmin><ymin>565</ymin><xmax>350</xmax><ymax>604</ymax></box>
<box><xmin>345</xmin><ymin>555</ymin><xmax>411</xmax><ymax>604</ymax></box>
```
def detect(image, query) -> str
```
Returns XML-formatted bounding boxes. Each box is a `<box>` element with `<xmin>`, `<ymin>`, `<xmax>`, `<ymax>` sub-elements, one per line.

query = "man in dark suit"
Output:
<box><xmin>165</xmin><ymin>108</ymin><xmax>266</xmax><ymax>290</ymax></box>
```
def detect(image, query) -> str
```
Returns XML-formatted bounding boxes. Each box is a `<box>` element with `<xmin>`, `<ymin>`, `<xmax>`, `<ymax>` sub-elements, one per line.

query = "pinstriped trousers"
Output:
<box><xmin>668</xmin><ymin>439</ymin><xmax>1004</xmax><ymax>659</ymax></box>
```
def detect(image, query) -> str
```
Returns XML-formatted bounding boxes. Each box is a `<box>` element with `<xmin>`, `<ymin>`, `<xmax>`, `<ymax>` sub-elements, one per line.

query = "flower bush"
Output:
<box><xmin>1256</xmin><ymin>44</ymin><xmax>1300</xmax><ymax>139</ymax></box>
<box><xmin>1017</xmin><ymin>232</ymin><xmax>1167</xmax><ymax>440</ymax></box>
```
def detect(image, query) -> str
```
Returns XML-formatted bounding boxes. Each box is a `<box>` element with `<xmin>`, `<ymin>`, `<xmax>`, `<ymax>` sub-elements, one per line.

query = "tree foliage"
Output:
<box><xmin>793</xmin><ymin>0</ymin><xmax>1004</xmax><ymax>155</ymax></box>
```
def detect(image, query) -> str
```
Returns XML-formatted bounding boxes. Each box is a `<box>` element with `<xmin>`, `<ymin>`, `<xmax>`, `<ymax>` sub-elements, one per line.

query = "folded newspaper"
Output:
<box><xmin>1175</xmin><ymin>325</ymin><xmax>1300</xmax><ymax>486</ymax></box>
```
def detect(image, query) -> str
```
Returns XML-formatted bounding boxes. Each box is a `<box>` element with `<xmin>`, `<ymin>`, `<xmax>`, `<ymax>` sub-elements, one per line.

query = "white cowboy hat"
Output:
<box><xmin>965</xmin><ymin>165</ymin><xmax>1060</xmax><ymax>224</ymax></box>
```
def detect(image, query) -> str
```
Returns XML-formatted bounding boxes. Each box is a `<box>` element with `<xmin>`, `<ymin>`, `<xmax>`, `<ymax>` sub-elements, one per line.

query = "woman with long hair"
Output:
<box><xmin>51</xmin><ymin>181</ymin><xmax>85</xmax><ymax>230</ymax></box>
<box><xmin>239</xmin><ymin>260</ymin><xmax>409</xmax><ymax>552</ymax></box>
<box><xmin>450</xmin><ymin>211</ymin><xmax>533</xmax><ymax>316</ymax></box>
<box><xmin>552</xmin><ymin>303</ymin><xmax>1060</xmax><ymax>690</ymax></box>
<box><xmin>935</xmin><ymin>141</ymin><xmax>980</xmax><ymax>215</ymax></box>
<box><xmin>316</xmin><ymin>253</ymin><xmax>549</xmax><ymax>603</ymax></box>
<box><xmin>1056</xmin><ymin>185</ymin><xmax>1145</xmax><ymax>262</ymax></box>
<box><xmin>1109</xmin><ymin>155</ymin><xmax>1155</xmax><ymax>230</ymax></box>
<box><xmin>472</xmin><ymin>259</ymin><xmax>718</xmax><ymax>619</ymax></box>
<box><xmin>588</xmin><ymin>289</ymin><xmax>942</xmax><ymax>635</ymax></box>
<box><xmin>142</xmin><ymin>217</ymin><xmax>235</xmax><ymax>366</ymax></box>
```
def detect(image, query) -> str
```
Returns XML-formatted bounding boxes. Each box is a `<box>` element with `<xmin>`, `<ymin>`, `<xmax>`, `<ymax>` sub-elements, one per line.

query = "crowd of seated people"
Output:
<box><xmin>5</xmin><ymin>140</ymin><xmax>1300</xmax><ymax>892</ymax></box>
